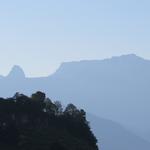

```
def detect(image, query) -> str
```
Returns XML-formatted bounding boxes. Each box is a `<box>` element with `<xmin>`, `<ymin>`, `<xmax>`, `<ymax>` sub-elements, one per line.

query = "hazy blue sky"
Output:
<box><xmin>0</xmin><ymin>0</ymin><xmax>150</xmax><ymax>77</ymax></box>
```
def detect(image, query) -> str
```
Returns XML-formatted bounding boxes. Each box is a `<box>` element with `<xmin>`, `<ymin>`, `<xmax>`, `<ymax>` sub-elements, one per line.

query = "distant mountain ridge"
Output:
<box><xmin>2</xmin><ymin>54</ymin><xmax>148</xmax><ymax>79</ymax></box>
<box><xmin>0</xmin><ymin>54</ymin><xmax>150</xmax><ymax>149</ymax></box>
<box><xmin>87</xmin><ymin>114</ymin><xmax>150</xmax><ymax>150</ymax></box>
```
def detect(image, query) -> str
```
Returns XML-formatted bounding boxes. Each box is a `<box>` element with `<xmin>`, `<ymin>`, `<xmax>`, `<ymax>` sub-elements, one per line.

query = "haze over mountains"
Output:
<box><xmin>88</xmin><ymin>114</ymin><xmax>150</xmax><ymax>150</ymax></box>
<box><xmin>0</xmin><ymin>54</ymin><xmax>150</xmax><ymax>149</ymax></box>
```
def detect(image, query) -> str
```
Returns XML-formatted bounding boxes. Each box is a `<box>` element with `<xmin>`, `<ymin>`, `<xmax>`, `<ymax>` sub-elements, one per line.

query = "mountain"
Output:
<box><xmin>87</xmin><ymin>114</ymin><xmax>150</xmax><ymax>150</ymax></box>
<box><xmin>0</xmin><ymin>65</ymin><xmax>26</xmax><ymax>97</ymax></box>
<box><xmin>0</xmin><ymin>54</ymin><xmax>150</xmax><ymax>146</ymax></box>
<box><xmin>7</xmin><ymin>65</ymin><xmax>25</xmax><ymax>79</ymax></box>
<box><xmin>43</xmin><ymin>54</ymin><xmax>150</xmax><ymax>139</ymax></box>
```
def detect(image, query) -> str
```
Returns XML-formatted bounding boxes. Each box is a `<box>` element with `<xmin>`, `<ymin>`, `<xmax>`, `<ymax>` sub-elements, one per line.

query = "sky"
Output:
<box><xmin>0</xmin><ymin>0</ymin><xmax>150</xmax><ymax>77</ymax></box>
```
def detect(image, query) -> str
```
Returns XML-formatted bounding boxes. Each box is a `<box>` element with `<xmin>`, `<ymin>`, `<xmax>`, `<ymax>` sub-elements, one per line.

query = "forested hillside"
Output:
<box><xmin>0</xmin><ymin>91</ymin><xmax>98</xmax><ymax>150</ymax></box>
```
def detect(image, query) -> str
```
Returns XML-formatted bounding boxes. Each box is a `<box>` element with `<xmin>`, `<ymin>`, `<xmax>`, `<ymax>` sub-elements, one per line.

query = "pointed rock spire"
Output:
<box><xmin>7</xmin><ymin>65</ymin><xmax>25</xmax><ymax>78</ymax></box>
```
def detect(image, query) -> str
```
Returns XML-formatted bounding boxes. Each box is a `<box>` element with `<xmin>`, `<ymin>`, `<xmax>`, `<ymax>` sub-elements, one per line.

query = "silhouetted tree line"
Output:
<box><xmin>0</xmin><ymin>91</ymin><xmax>98</xmax><ymax>150</ymax></box>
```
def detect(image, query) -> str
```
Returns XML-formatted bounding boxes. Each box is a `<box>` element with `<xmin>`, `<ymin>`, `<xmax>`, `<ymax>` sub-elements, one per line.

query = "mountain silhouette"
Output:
<box><xmin>7</xmin><ymin>65</ymin><xmax>25</xmax><ymax>79</ymax></box>
<box><xmin>87</xmin><ymin>114</ymin><xmax>150</xmax><ymax>150</ymax></box>
<box><xmin>0</xmin><ymin>54</ymin><xmax>150</xmax><ymax>149</ymax></box>
<box><xmin>44</xmin><ymin>53</ymin><xmax>150</xmax><ymax>140</ymax></box>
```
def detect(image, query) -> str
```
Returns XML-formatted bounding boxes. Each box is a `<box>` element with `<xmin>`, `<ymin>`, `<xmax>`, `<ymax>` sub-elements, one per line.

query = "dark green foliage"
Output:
<box><xmin>0</xmin><ymin>91</ymin><xmax>98</xmax><ymax>150</ymax></box>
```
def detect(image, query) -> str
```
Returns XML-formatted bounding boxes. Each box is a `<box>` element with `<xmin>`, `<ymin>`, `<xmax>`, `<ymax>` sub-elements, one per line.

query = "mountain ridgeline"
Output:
<box><xmin>0</xmin><ymin>54</ymin><xmax>150</xmax><ymax>149</ymax></box>
<box><xmin>1</xmin><ymin>54</ymin><xmax>149</xmax><ymax>133</ymax></box>
<box><xmin>0</xmin><ymin>91</ymin><xmax>98</xmax><ymax>150</ymax></box>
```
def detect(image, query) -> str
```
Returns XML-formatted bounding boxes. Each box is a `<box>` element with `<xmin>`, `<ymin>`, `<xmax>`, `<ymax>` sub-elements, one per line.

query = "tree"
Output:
<box><xmin>50</xmin><ymin>142</ymin><xmax>67</xmax><ymax>150</ymax></box>
<box><xmin>0</xmin><ymin>92</ymin><xmax>99</xmax><ymax>150</ymax></box>
<box><xmin>54</xmin><ymin>101</ymin><xmax>63</xmax><ymax>115</ymax></box>
<box><xmin>64</xmin><ymin>103</ymin><xmax>81</xmax><ymax>119</ymax></box>
<box><xmin>31</xmin><ymin>91</ymin><xmax>46</xmax><ymax>103</ymax></box>
<box><xmin>31</xmin><ymin>91</ymin><xmax>46</xmax><ymax>112</ymax></box>
<box><xmin>44</xmin><ymin>98</ymin><xmax>57</xmax><ymax>115</ymax></box>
